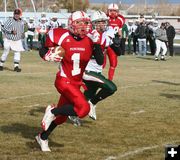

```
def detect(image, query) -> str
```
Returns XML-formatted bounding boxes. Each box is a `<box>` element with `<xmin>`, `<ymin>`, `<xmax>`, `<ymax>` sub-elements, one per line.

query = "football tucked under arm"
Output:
<box><xmin>39</xmin><ymin>46</ymin><xmax>65</xmax><ymax>62</ymax></box>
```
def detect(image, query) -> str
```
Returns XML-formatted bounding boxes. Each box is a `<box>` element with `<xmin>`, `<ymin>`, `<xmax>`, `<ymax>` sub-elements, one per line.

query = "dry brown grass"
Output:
<box><xmin>0</xmin><ymin>50</ymin><xmax>180</xmax><ymax>160</ymax></box>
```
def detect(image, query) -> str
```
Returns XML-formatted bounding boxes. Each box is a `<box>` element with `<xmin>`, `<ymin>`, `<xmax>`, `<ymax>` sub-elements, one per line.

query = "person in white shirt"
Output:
<box><xmin>37</xmin><ymin>17</ymin><xmax>49</xmax><ymax>47</ymax></box>
<box><xmin>27</xmin><ymin>18</ymin><xmax>36</xmax><ymax>50</ymax></box>
<box><xmin>49</xmin><ymin>16</ymin><xmax>61</xmax><ymax>29</ymax></box>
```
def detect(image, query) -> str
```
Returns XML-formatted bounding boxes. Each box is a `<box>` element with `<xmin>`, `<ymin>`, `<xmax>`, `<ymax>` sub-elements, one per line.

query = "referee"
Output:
<box><xmin>0</xmin><ymin>8</ymin><xmax>25</xmax><ymax>72</ymax></box>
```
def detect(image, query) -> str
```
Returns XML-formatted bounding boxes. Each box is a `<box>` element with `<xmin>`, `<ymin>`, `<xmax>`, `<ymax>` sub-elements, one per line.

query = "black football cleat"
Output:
<box><xmin>0</xmin><ymin>66</ymin><xmax>3</xmax><ymax>71</ymax></box>
<box><xmin>14</xmin><ymin>66</ymin><xmax>21</xmax><ymax>72</ymax></box>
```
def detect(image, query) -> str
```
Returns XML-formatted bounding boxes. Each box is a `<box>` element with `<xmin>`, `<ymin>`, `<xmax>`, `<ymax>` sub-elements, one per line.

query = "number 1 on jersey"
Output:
<box><xmin>72</xmin><ymin>53</ymin><xmax>81</xmax><ymax>76</ymax></box>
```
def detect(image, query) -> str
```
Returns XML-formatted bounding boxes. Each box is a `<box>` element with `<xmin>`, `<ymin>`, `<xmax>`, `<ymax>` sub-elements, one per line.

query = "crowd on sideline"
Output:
<box><xmin>125</xmin><ymin>15</ymin><xmax>176</xmax><ymax>60</ymax></box>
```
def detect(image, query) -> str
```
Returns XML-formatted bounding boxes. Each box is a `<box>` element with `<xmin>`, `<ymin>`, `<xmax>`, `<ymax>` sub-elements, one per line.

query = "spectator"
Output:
<box><xmin>146</xmin><ymin>19</ymin><xmax>156</xmax><ymax>55</ymax></box>
<box><xmin>0</xmin><ymin>8</ymin><xmax>25</xmax><ymax>72</ymax></box>
<box><xmin>127</xmin><ymin>20</ymin><xmax>134</xmax><ymax>54</ymax></box>
<box><xmin>133</xmin><ymin>19</ymin><xmax>139</xmax><ymax>55</ymax></box>
<box><xmin>0</xmin><ymin>20</ymin><xmax>4</xmax><ymax>48</ymax></box>
<box><xmin>165</xmin><ymin>22</ymin><xmax>176</xmax><ymax>57</ymax></box>
<box><xmin>121</xmin><ymin>23</ymin><xmax>128</xmax><ymax>55</ymax></box>
<box><xmin>154</xmin><ymin>22</ymin><xmax>168</xmax><ymax>61</ymax></box>
<box><xmin>135</xmin><ymin>20</ymin><xmax>147</xmax><ymax>56</ymax></box>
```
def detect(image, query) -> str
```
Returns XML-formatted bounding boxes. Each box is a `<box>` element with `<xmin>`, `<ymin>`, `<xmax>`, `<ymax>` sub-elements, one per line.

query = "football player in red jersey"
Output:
<box><xmin>105</xmin><ymin>3</ymin><xmax>125</xmax><ymax>80</ymax></box>
<box><xmin>35</xmin><ymin>11</ymin><xmax>104</xmax><ymax>152</ymax></box>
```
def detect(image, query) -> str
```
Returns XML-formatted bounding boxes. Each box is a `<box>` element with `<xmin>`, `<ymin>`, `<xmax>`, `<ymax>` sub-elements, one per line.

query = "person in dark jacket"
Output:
<box><xmin>121</xmin><ymin>23</ymin><xmax>128</xmax><ymax>55</ymax></box>
<box><xmin>135</xmin><ymin>20</ymin><xmax>147</xmax><ymax>56</ymax></box>
<box><xmin>165</xmin><ymin>22</ymin><xmax>176</xmax><ymax>57</ymax></box>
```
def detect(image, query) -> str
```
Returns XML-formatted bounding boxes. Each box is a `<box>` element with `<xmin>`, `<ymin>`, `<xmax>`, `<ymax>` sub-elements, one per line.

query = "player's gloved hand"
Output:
<box><xmin>112</xmin><ymin>33</ymin><xmax>121</xmax><ymax>47</ymax></box>
<box><xmin>105</xmin><ymin>28</ymin><xmax>115</xmax><ymax>47</ymax></box>
<box><xmin>43</xmin><ymin>46</ymin><xmax>63</xmax><ymax>62</ymax></box>
<box><xmin>87</xmin><ymin>30</ymin><xmax>100</xmax><ymax>44</ymax></box>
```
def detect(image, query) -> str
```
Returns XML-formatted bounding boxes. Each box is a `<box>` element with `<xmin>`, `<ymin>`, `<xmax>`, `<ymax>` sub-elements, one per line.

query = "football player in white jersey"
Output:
<box><xmin>37</xmin><ymin>17</ymin><xmax>49</xmax><ymax>47</ymax></box>
<box><xmin>49</xmin><ymin>16</ymin><xmax>61</xmax><ymax>29</ymax></box>
<box><xmin>27</xmin><ymin>18</ymin><xmax>36</xmax><ymax>50</ymax></box>
<box><xmin>69</xmin><ymin>11</ymin><xmax>120</xmax><ymax>124</ymax></box>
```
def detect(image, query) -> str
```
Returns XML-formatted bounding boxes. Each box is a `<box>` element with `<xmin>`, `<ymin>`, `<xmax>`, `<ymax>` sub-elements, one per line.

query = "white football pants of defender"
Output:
<box><xmin>155</xmin><ymin>39</ymin><xmax>167</xmax><ymax>57</ymax></box>
<box><xmin>0</xmin><ymin>38</ymin><xmax>22</xmax><ymax>66</ymax></box>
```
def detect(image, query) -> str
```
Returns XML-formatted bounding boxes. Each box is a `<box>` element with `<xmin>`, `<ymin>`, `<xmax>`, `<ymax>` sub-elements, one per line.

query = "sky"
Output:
<box><xmin>89</xmin><ymin>0</ymin><xmax>180</xmax><ymax>4</ymax></box>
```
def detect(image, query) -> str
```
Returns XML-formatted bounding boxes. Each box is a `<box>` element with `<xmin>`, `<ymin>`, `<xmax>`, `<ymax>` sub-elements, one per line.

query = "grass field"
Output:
<box><xmin>0</xmin><ymin>50</ymin><xmax>180</xmax><ymax>160</ymax></box>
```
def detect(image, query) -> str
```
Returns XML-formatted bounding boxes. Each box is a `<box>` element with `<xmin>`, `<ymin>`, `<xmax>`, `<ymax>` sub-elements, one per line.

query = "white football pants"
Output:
<box><xmin>1</xmin><ymin>38</ymin><xmax>21</xmax><ymax>63</ymax></box>
<box><xmin>155</xmin><ymin>39</ymin><xmax>167</xmax><ymax>57</ymax></box>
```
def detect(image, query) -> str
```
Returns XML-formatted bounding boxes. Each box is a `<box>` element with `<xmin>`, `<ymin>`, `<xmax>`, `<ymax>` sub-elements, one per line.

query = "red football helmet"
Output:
<box><xmin>107</xmin><ymin>3</ymin><xmax>119</xmax><ymax>18</ymax></box>
<box><xmin>68</xmin><ymin>11</ymin><xmax>92</xmax><ymax>38</ymax></box>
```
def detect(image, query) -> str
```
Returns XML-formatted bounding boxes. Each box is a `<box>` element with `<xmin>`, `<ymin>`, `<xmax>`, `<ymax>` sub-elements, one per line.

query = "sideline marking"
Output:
<box><xmin>105</xmin><ymin>140</ymin><xmax>180</xmax><ymax>160</ymax></box>
<box><xmin>0</xmin><ymin>72</ymin><xmax>54</xmax><ymax>76</ymax></box>
<box><xmin>105</xmin><ymin>146</ymin><xmax>158</xmax><ymax>160</ymax></box>
<box><xmin>119</xmin><ymin>83</ymin><xmax>162</xmax><ymax>89</ymax></box>
<box><xmin>22</xmin><ymin>104</ymin><xmax>40</xmax><ymax>108</ymax></box>
<box><xmin>0</xmin><ymin>92</ymin><xmax>52</xmax><ymax>100</ymax></box>
<box><xmin>130</xmin><ymin>110</ymin><xmax>145</xmax><ymax>115</ymax></box>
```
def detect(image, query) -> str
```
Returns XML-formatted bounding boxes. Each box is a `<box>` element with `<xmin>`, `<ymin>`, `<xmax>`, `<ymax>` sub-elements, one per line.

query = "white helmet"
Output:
<box><xmin>68</xmin><ymin>11</ymin><xmax>92</xmax><ymax>38</ymax></box>
<box><xmin>91</xmin><ymin>11</ymin><xmax>108</xmax><ymax>32</ymax></box>
<box><xmin>91</xmin><ymin>11</ymin><xmax>108</xmax><ymax>22</ymax></box>
<box><xmin>153</xmin><ymin>20</ymin><xmax>159</xmax><ymax>27</ymax></box>
<box><xmin>108</xmin><ymin>3</ymin><xmax>119</xmax><ymax>10</ymax></box>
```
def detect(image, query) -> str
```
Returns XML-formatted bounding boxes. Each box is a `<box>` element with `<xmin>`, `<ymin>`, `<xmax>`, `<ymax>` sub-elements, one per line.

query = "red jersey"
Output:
<box><xmin>45</xmin><ymin>28</ymin><xmax>94</xmax><ymax>82</ymax></box>
<box><xmin>108</xmin><ymin>14</ymin><xmax>125</xmax><ymax>34</ymax></box>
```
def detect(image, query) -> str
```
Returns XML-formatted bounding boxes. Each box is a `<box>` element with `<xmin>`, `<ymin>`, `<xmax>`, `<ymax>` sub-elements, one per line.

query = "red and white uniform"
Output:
<box><xmin>106</xmin><ymin>14</ymin><xmax>125</xmax><ymax>80</ymax></box>
<box><xmin>45</xmin><ymin>28</ymin><xmax>94</xmax><ymax>124</ymax></box>
<box><xmin>108</xmin><ymin>14</ymin><xmax>125</xmax><ymax>34</ymax></box>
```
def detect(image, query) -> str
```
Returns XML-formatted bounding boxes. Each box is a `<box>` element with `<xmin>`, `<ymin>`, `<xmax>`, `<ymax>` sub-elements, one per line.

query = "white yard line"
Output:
<box><xmin>0</xmin><ymin>83</ymin><xmax>164</xmax><ymax>102</ymax></box>
<box><xmin>0</xmin><ymin>92</ymin><xmax>52</xmax><ymax>100</ymax></box>
<box><xmin>118</xmin><ymin>145</ymin><xmax>158</xmax><ymax>159</ymax></box>
<box><xmin>105</xmin><ymin>140</ymin><xmax>180</xmax><ymax>160</ymax></box>
<box><xmin>130</xmin><ymin>110</ymin><xmax>145</xmax><ymax>115</ymax></box>
<box><xmin>119</xmin><ymin>83</ymin><xmax>162</xmax><ymax>89</ymax></box>
<box><xmin>0</xmin><ymin>72</ymin><xmax>54</xmax><ymax>76</ymax></box>
<box><xmin>22</xmin><ymin>104</ymin><xmax>40</xmax><ymax>108</ymax></box>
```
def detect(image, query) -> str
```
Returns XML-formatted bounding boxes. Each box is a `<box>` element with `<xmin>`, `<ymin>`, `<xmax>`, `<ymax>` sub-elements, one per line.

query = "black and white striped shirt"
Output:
<box><xmin>2</xmin><ymin>17</ymin><xmax>24</xmax><ymax>41</ymax></box>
